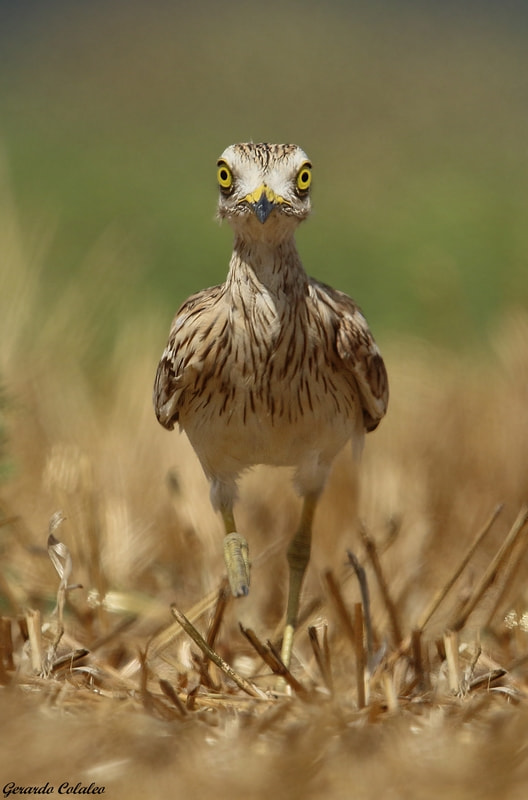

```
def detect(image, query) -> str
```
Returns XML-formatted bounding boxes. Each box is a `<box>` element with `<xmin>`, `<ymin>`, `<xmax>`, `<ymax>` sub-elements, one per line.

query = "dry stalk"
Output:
<box><xmin>267</xmin><ymin>638</ymin><xmax>313</xmax><ymax>695</ymax></box>
<box><xmin>206</xmin><ymin>578</ymin><xmax>230</xmax><ymax>649</ymax></box>
<box><xmin>171</xmin><ymin>605</ymin><xmax>266</xmax><ymax>699</ymax></box>
<box><xmin>199</xmin><ymin>578</ymin><xmax>230</xmax><ymax>687</ymax></box>
<box><xmin>417</xmin><ymin>503</ymin><xmax>503</xmax><ymax>631</ymax></box>
<box><xmin>239</xmin><ymin>624</ymin><xmax>309</xmax><ymax>696</ymax></box>
<box><xmin>382</xmin><ymin>669</ymin><xmax>398</xmax><ymax>712</ymax></box>
<box><xmin>44</xmin><ymin>522</ymin><xmax>83</xmax><ymax>675</ymax></box>
<box><xmin>484</xmin><ymin>516</ymin><xmax>528</xmax><ymax>627</ymax></box>
<box><xmin>25</xmin><ymin>608</ymin><xmax>43</xmax><ymax>673</ymax></box>
<box><xmin>50</xmin><ymin>649</ymin><xmax>90</xmax><ymax>675</ymax></box>
<box><xmin>138</xmin><ymin>648</ymin><xmax>175</xmax><ymax>719</ymax></box>
<box><xmin>411</xmin><ymin>628</ymin><xmax>426</xmax><ymax>691</ymax></box>
<box><xmin>0</xmin><ymin>617</ymin><xmax>14</xmax><ymax>671</ymax></box>
<box><xmin>362</xmin><ymin>528</ymin><xmax>402</xmax><ymax>646</ymax></box>
<box><xmin>468</xmin><ymin>669</ymin><xmax>507</xmax><ymax>692</ymax></box>
<box><xmin>347</xmin><ymin>550</ymin><xmax>375</xmax><ymax>665</ymax></box>
<box><xmin>450</xmin><ymin>506</ymin><xmax>528</xmax><ymax>632</ymax></box>
<box><xmin>159</xmin><ymin>678</ymin><xmax>188</xmax><ymax>717</ymax></box>
<box><xmin>444</xmin><ymin>630</ymin><xmax>460</xmax><ymax>694</ymax></box>
<box><xmin>308</xmin><ymin>625</ymin><xmax>333</xmax><ymax>692</ymax></box>
<box><xmin>323</xmin><ymin>569</ymin><xmax>356</xmax><ymax>649</ymax></box>
<box><xmin>355</xmin><ymin>602</ymin><xmax>366</xmax><ymax>709</ymax></box>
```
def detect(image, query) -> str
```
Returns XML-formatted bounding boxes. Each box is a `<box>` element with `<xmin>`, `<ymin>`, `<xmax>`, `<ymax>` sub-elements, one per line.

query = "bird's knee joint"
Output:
<box><xmin>287</xmin><ymin>537</ymin><xmax>311</xmax><ymax>573</ymax></box>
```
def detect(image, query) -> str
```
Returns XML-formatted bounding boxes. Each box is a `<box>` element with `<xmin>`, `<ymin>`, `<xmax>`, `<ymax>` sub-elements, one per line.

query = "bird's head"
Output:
<box><xmin>216</xmin><ymin>143</ymin><xmax>312</xmax><ymax>241</ymax></box>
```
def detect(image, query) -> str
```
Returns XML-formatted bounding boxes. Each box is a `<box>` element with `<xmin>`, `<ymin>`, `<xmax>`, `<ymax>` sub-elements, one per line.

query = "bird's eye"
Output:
<box><xmin>296</xmin><ymin>163</ymin><xmax>312</xmax><ymax>193</ymax></box>
<box><xmin>217</xmin><ymin>160</ymin><xmax>233</xmax><ymax>192</ymax></box>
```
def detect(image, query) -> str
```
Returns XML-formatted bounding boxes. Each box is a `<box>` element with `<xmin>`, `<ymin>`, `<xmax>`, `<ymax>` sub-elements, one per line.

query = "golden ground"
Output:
<box><xmin>2</xmin><ymin>204</ymin><xmax>528</xmax><ymax>799</ymax></box>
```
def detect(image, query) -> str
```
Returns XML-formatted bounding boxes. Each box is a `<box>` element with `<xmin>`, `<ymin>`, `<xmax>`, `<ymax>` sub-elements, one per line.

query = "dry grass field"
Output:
<box><xmin>2</xmin><ymin>185</ymin><xmax>528</xmax><ymax>799</ymax></box>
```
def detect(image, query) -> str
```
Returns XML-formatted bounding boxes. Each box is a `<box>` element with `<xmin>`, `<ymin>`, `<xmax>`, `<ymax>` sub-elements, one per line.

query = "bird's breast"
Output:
<box><xmin>177</xmin><ymin>298</ymin><xmax>361</xmax><ymax>476</ymax></box>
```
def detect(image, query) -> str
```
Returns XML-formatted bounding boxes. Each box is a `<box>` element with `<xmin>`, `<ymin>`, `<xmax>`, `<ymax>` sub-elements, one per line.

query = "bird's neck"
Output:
<box><xmin>227</xmin><ymin>234</ymin><xmax>308</xmax><ymax>296</ymax></box>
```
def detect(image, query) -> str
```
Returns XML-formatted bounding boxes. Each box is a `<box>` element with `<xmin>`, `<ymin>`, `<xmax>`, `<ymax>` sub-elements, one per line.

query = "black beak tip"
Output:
<box><xmin>253</xmin><ymin>194</ymin><xmax>274</xmax><ymax>224</ymax></box>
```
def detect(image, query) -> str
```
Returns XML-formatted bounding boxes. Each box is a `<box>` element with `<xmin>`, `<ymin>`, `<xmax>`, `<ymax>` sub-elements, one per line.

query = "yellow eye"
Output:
<box><xmin>296</xmin><ymin>163</ymin><xmax>312</xmax><ymax>193</ymax></box>
<box><xmin>217</xmin><ymin>160</ymin><xmax>233</xmax><ymax>191</ymax></box>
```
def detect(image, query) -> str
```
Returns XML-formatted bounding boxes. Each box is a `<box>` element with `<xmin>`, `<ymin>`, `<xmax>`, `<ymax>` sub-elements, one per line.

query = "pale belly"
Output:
<box><xmin>180</xmin><ymin>368</ymin><xmax>362</xmax><ymax>481</ymax></box>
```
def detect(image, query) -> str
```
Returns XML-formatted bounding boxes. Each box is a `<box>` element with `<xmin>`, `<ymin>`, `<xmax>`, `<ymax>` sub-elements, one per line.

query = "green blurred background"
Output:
<box><xmin>1</xmin><ymin>0</ymin><xmax>527</xmax><ymax>351</ymax></box>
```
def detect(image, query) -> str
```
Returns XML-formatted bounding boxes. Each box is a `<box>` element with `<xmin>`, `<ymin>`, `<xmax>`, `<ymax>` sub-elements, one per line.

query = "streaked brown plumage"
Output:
<box><xmin>154</xmin><ymin>143</ymin><xmax>388</xmax><ymax>668</ymax></box>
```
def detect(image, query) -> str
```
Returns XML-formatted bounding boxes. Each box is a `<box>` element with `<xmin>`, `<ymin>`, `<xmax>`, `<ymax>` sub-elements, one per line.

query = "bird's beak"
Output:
<box><xmin>242</xmin><ymin>184</ymin><xmax>290</xmax><ymax>224</ymax></box>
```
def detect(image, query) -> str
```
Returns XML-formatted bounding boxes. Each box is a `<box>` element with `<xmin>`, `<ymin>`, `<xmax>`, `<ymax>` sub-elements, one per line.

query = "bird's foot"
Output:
<box><xmin>223</xmin><ymin>532</ymin><xmax>250</xmax><ymax>597</ymax></box>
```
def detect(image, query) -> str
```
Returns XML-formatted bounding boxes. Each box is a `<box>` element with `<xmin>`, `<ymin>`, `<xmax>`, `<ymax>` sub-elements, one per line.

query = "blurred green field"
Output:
<box><xmin>1</xmin><ymin>0</ymin><xmax>527</xmax><ymax>352</ymax></box>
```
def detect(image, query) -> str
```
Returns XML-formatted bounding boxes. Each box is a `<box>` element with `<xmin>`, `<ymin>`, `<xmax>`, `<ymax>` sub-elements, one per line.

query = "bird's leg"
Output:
<box><xmin>221</xmin><ymin>507</ymin><xmax>250</xmax><ymax>598</ymax></box>
<box><xmin>281</xmin><ymin>491</ymin><xmax>319</xmax><ymax>669</ymax></box>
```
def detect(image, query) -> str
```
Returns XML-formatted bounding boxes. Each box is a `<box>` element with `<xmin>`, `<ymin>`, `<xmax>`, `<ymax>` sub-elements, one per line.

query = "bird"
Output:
<box><xmin>153</xmin><ymin>142</ymin><xmax>388</xmax><ymax>670</ymax></box>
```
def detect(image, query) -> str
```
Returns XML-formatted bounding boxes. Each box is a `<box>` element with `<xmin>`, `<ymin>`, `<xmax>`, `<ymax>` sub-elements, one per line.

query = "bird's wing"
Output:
<box><xmin>153</xmin><ymin>286</ymin><xmax>224</xmax><ymax>430</ymax></box>
<box><xmin>313</xmin><ymin>281</ymin><xmax>389</xmax><ymax>432</ymax></box>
